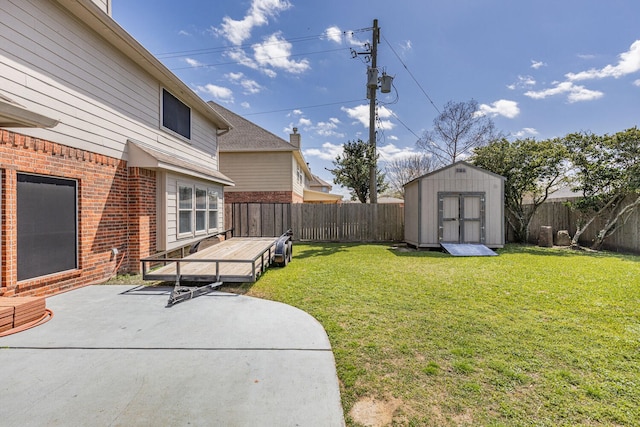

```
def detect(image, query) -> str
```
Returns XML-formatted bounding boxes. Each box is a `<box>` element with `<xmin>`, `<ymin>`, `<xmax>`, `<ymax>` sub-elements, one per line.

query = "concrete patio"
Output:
<box><xmin>0</xmin><ymin>285</ymin><xmax>344</xmax><ymax>426</ymax></box>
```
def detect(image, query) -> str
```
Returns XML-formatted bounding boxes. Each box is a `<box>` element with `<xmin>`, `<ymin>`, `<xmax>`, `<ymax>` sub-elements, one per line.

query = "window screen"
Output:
<box><xmin>162</xmin><ymin>88</ymin><xmax>191</xmax><ymax>139</ymax></box>
<box><xmin>17</xmin><ymin>174</ymin><xmax>77</xmax><ymax>280</ymax></box>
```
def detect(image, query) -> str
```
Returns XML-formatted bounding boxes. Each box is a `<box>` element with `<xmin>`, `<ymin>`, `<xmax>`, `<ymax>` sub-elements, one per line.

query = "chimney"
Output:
<box><xmin>290</xmin><ymin>127</ymin><xmax>301</xmax><ymax>148</ymax></box>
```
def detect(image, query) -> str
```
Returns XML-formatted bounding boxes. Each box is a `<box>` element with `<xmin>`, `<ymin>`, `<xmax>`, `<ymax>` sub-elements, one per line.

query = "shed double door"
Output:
<box><xmin>438</xmin><ymin>192</ymin><xmax>485</xmax><ymax>244</ymax></box>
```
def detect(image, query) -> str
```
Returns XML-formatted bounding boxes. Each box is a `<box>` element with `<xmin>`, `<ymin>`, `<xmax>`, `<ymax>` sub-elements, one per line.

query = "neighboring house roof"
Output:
<box><xmin>309</xmin><ymin>174</ymin><xmax>333</xmax><ymax>189</ymax></box>
<box><xmin>209</xmin><ymin>101</ymin><xmax>296</xmax><ymax>152</ymax></box>
<box><xmin>378</xmin><ymin>196</ymin><xmax>405</xmax><ymax>204</ymax></box>
<box><xmin>303</xmin><ymin>188</ymin><xmax>342</xmax><ymax>204</ymax></box>
<box><xmin>55</xmin><ymin>0</ymin><xmax>231</xmax><ymax>133</ymax></box>
<box><xmin>208</xmin><ymin>101</ymin><xmax>313</xmax><ymax>177</ymax></box>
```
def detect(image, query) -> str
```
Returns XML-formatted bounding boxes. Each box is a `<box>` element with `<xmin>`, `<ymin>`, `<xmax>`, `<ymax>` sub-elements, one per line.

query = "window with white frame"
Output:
<box><xmin>162</xmin><ymin>88</ymin><xmax>191</xmax><ymax>140</ymax></box>
<box><xmin>195</xmin><ymin>187</ymin><xmax>207</xmax><ymax>233</ymax></box>
<box><xmin>177</xmin><ymin>183</ymin><xmax>220</xmax><ymax>237</ymax></box>
<box><xmin>178</xmin><ymin>185</ymin><xmax>193</xmax><ymax>235</ymax></box>
<box><xmin>208</xmin><ymin>189</ymin><xmax>219</xmax><ymax>231</ymax></box>
<box><xmin>296</xmin><ymin>164</ymin><xmax>303</xmax><ymax>184</ymax></box>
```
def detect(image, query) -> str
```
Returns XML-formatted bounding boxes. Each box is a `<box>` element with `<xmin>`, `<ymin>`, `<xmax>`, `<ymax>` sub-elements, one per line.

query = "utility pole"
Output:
<box><xmin>368</xmin><ymin>19</ymin><xmax>379</xmax><ymax>204</ymax></box>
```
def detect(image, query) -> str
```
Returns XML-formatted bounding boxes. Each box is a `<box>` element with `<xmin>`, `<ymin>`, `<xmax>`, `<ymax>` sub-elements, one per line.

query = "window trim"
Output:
<box><xmin>207</xmin><ymin>189</ymin><xmax>219</xmax><ymax>233</ymax></box>
<box><xmin>177</xmin><ymin>182</ymin><xmax>193</xmax><ymax>237</ymax></box>
<box><xmin>176</xmin><ymin>181</ymin><xmax>221</xmax><ymax>239</ymax></box>
<box><xmin>160</xmin><ymin>87</ymin><xmax>192</xmax><ymax>141</ymax></box>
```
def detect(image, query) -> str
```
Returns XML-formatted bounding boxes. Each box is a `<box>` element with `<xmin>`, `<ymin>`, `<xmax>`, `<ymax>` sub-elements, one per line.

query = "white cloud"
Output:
<box><xmin>298</xmin><ymin>117</ymin><xmax>312</xmax><ymax>127</ymax></box>
<box><xmin>324</xmin><ymin>26</ymin><xmax>342</xmax><ymax>44</ymax></box>
<box><xmin>512</xmin><ymin>128</ymin><xmax>539</xmax><ymax>138</ymax></box>
<box><xmin>292</xmin><ymin>109</ymin><xmax>303</xmax><ymax>115</ymax></box>
<box><xmin>341</xmin><ymin>104</ymin><xmax>395</xmax><ymax>130</ymax></box>
<box><xmin>224</xmin><ymin>72</ymin><xmax>263</xmax><ymax>94</ymax></box>
<box><xmin>525</xmin><ymin>81</ymin><xmax>604</xmax><ymax>103</ymax></box>
<box><xmin>240</xmin><ymin>79</ymin><xmax>263</xmax><ymax>94</ymax></box>
<box><xmin>252</xmin><ymin>32</ymin><xmax>310</xmax><ymax>74</ymax></box>
<box><xmin>227</xmin><ymin>49</ymin><xmax>260</xmax><ymax>70</ymax></box>
<box><xmin>226</xmin><ymin>48</ymin><xmax>279</xmax><ymax>78</ymax></box>
<box><xmin>196</xmin><ymin>84</ymin><xmax>234</xmax><ymax>102</ymax></box>
<box><xmin>215</xmin><ymin>0</ymin><xmax>291</xmax><ymax>45</ymax></box>
<box><xmin>315</xmin><ymin>119</ymin><xmax>345</xmax><ymax>138</ymax></box>
<box><xmin>634</xmin><ymin>79</ymin><xmax>640</xmax><ymax>87</ymax></box>
<box><xmin>387</xmin><ymin>135</ymin><xmax>399</xmax><ymax>141</ymax></box>
<box><xmin>577</xmin><ymin>53</ymin><xmax>596</xmax><ymax>60</ymax></box>
<box><xmin>507</xmin><ymin>75</ymin><xmax>536</xmax><ymax>90</ymax></box>
<box><xmin>184</xmin><ymin>57</ymin><xmax>203</xmax><ymax>67</ymax></box>
<box><xmin>178</xmin><ymin>30</ymin><xmax>191</xmax><ymax>36</ymax></box>
<box><xmin>226</xmin><ymin>72</ymin><xmax>244</xmax><ymax>81</ymax></box>
<box><xmin>566</xmin><ymin>39</ymin><xmax>640</xmax><ymax>81</ymax></box>
<box><xmin>241</xmin><ymin>101</ymin><xmax>251</xmax><ymax>108</ymax></box>
<box><xmin>323</xmin><ymin>25</ymin><xmax>360</xmax><ymax>46</ymax></box>
<box><xmin>531</xmin><ymin>60</ymin><xmax>546</xmax><ymax>69</ymax></box>
<box><xmin>303</xmin><ymin>142</ymin><xmax>343</xmax><ymax>161</ymax></box>
<box><xmin>400</xmin><ymin>40</ymin><xmax>412</xmax><ymax>53</ymax></box>
<box><xmin>377</xmin><ymin>144</ymin><xmax>421</xmax><ymax>163</ymax></box>
<box><xmin>477</xmin><ymin>99</ymin><xmax>520</xmax><ymax>118</ymax></box>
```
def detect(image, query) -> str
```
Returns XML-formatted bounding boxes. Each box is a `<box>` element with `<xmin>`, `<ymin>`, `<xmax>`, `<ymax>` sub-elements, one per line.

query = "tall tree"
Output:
<box><xmin>472</xmin><ymin>137</ymin><xmax>567</xmax><ymax>242</ymax></box>
<box><xmin>417</xmin><ymin>99</ymin><xmax>500</xmax><ymax>166</ymax></box>
<box><xmin>563</xmin><ymin>128</ymin><xmax>640</xmax><ymax>249</ymax></box>
<box><xmin>385</xmin><ymin>154</ymin><xmax>435</xmax><ymax>198</ymax></box>
<box><xmin>328</xmin><ymin>139</ymin><xmax>388</xmax><ymax>203</ymax></box>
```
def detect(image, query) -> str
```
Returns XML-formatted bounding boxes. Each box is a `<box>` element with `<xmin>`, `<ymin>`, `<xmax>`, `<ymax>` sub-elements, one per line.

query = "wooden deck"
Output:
<box><xmin>141</xmin><ymin>237</ymin><xmax>280</xmax><ymax>283</ymax></box>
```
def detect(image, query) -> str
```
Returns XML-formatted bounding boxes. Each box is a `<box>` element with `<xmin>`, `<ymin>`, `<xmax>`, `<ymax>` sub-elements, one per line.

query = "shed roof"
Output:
<box><xmin>405</xmin><ymin>160</ymin><xmax>505</xmax><ymax>187</ymax></box>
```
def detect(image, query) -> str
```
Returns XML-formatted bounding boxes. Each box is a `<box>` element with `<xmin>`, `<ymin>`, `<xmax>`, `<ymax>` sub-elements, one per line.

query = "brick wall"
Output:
<box><xmin>224</xmin><ymin>191</ymin><xmax>297</xmax><ymax>204</ymax></box>
<box><xmin>0</xmin><ymin>130</ymin><xmax>156</xmax><ymax>296</ymax></box>
<box><xmin>127</xmin><ymin>167</ymin><xmax>157</xmax><ymax>273</ymax></box>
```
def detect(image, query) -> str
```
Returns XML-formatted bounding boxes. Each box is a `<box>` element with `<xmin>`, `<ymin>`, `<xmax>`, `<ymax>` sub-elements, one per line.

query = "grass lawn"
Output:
<box><xmin>239</xmin><ymin>243</ymin><xmax>640</xmax><ymax>426</ymax></box>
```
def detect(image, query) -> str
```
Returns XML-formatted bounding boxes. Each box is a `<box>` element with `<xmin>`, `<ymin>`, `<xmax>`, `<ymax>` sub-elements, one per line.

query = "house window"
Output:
<box><xmin>296</xmin><ymin>164</ymin><xmax>303</xmax><ymax>184</ymax></box>
<box><xmin>195</xmin><ymin>187</ymin><xmax>207</xmax><ymax>233</ymax></box>
<box><xmin>178</xmin><ymin>185</ymin><xmax>193</xmax><ymax>235</ymax></box>
<box><xmin>162</xmin><ymin>88</ymin><xmax>191</xmax><ymax>140</ymax></box>
<box><xmin>208</xmin><ymin>190</ymin><xmax>219</xmax><ymax>231</ymax></box>
<box><xmin>17</xmin><ymin>174</ymin><xmax>77</xmax><ymax>280</ymax></box>
<box><xmin>177</xmin><ymin>183</ymin><xmax>220</xmax><ymax>237</ymax></box>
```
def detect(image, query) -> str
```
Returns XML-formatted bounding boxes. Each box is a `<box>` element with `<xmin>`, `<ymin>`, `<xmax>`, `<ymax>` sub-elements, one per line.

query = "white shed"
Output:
<box><xmin>404</xmin><ymin>161</ymin><xmax>505</xmax><ymax>249</ymax></box>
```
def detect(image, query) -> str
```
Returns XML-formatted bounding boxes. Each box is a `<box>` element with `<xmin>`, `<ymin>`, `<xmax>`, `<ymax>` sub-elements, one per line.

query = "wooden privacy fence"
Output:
<box><xmin>225</xmin><ymin>203</ymin><xmax>404</xmax><ymax>242</ymax></box>
<box><xmin>525</xmin><ymin>196</ymin><xmax>640</xmax><ymax>253</ymax></box>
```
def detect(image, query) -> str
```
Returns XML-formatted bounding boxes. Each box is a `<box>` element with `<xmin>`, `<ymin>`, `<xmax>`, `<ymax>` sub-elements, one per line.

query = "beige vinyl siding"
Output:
<box><xmin>0</xmin><ymin>0</ymin><xmax>218</xmax><ymax>168</ymax></box>
<box><xmin>89</xmin><ymin>0</ymin><xmax>110</xmax><ymax>14</ymax></box>
<box><xmin>403</xmin><ymin>181</ymin><xmax>419</xmax><ymax>246</ymax></box>
<box><xmin>220</xmin><ymin>152</ymin><xmax>292</xmax><ymax>192</ymax></box>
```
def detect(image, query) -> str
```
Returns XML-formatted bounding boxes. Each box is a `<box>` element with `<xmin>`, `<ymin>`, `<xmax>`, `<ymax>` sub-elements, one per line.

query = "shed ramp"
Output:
<box><xmin>440</xmin><ymin>243</ymin><xmax>498</xmax><ymax>257</ymax></box>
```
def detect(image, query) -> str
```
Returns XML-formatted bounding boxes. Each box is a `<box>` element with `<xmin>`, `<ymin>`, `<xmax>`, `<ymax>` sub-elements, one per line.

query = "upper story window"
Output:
<box><xmin>296</xmin><ymin>164</ymin><xmax>303</xmax><ymax>185</ymax></box>
<box><xmin>162</xmin><ymin>88</ymin><xmax>191</xmax><ymax>140</ymax></box>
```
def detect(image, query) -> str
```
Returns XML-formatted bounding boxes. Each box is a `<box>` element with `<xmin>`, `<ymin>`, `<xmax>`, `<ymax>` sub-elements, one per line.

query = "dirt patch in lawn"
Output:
<box><xmin>349</xmin><ymin>396</ymin><xmax>402</xmax><ymax>426</ymax></box>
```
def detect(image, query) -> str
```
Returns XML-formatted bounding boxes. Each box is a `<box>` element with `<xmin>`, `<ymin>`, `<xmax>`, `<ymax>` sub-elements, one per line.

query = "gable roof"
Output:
<box><xmin>405</xmin><ymin>160</ymin><xmax>506</xmax><ymax>187</ymax></box>
<box><xmin>55</xmin><ymin>0</ymin><xmax>231</xmax><ymax>132</ymax></box>
<box><xmin>208</xmin><ymin>101</ymin><xmax>296</xmax><ymax>152</ymax></box>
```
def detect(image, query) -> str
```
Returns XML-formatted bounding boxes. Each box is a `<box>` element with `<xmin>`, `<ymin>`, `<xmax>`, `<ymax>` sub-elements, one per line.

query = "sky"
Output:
<box><xmin>112</xmin><ymin>0</ymin><xmax>640</xmax><ymax>198</ymax></box>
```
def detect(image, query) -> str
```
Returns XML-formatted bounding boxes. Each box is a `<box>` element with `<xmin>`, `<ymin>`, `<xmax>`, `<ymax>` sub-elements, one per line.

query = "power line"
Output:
<box><xmin>243</xmin><ymin>98</ymin><xmax>367</xmax><ymax>116</ymax></box>
<box><xmin>156</xmin><ymin>28</ymin><xmax>373</xmax><ymax>59</ymax></box>
<box><xmin>169</xmin><ymin>47</ymin><xmax>348</xmax><ymax>71</ymax></box>
<box><xmin>381</xmin><ymin>34</ymin><xmax>440</xmax><ymax>115</ymax></box>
